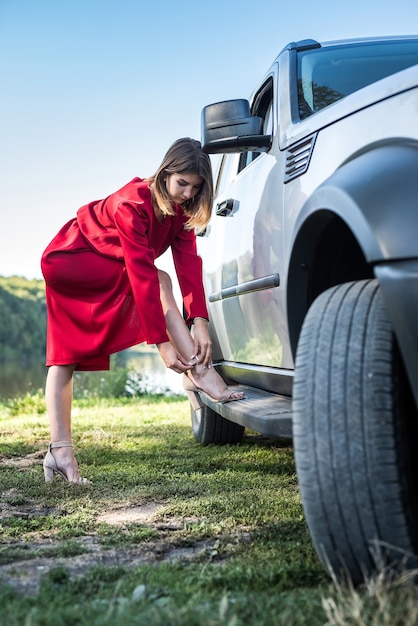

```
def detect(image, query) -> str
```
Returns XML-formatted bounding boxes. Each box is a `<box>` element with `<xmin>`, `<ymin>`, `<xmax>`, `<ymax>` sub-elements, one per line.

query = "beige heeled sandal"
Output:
<box><xmin>43</xmin><ymin>441</ymin><xmax>91</xmax><ymax>484</ymax></box>
<box><xmin>183</xmin><ymin>372</ymin><xmax>245</xmax><ymax>408</ymax></box>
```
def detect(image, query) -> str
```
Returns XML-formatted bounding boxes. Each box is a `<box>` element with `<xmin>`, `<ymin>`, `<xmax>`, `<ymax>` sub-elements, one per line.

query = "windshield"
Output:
<box><xmin>297</xmin><ymin>40</ymin><xmax>418</xmax><ymax>119</ymax></box>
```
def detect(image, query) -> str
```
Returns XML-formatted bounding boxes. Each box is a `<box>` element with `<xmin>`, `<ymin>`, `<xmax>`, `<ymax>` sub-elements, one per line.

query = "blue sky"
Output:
<box><xmin>1</xmin><ymin>0</ymin><xmax>417</xmax><ymax>279</ymax></box>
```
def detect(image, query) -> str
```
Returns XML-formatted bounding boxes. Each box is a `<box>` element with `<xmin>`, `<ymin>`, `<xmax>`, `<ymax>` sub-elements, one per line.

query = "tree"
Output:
<box><xmin>0</xmin><ymin>276</ymin><xmax>46</xmax><ymax>362</ymax></box>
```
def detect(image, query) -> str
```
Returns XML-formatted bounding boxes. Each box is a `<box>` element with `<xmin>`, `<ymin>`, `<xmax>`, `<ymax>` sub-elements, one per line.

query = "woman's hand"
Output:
<box><xmin>157</xmin><ymin>342</ymin><xmax>190</xmax><ymax>373</ymax></box>
<box><xmin>190</xmin><ymin>318</ymin><xmax>212</xmax><ymax>368</ymax></box>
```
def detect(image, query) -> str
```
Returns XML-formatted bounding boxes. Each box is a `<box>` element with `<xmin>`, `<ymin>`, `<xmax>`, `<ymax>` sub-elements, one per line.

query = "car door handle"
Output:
<box><xmin>216</xmin><ymin>198</ymin><xmax>239</xmax><ymax>216</ymax></box>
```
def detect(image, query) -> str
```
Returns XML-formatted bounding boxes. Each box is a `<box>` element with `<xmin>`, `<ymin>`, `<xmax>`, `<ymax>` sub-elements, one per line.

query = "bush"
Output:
<box><xmin>6</xmin><ymin>392</ymin><xmax>46</xmax><ymax>416</ymax></box>
<box><xmin>73</xmin><ymin>367</ymin><xmax>140</xmax><ymax>399</ymax></box>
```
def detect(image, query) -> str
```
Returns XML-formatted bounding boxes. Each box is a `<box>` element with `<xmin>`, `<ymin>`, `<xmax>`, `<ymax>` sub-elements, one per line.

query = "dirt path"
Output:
<box><xmin>0</xmin><ymin>486</ymin><xmax>225</xmax><ymax>596</ymax></box>
<box><xmin>0</xmin><ymin>460</ymin><xmax>235</xmax><ymax>595</ymax></box>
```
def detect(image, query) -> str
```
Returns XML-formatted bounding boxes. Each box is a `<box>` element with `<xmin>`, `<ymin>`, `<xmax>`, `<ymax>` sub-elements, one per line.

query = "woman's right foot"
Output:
<box><xmin>43</xmin><ymin>441</ymin><xmax>90</xmax><ymax>484</ymax></box>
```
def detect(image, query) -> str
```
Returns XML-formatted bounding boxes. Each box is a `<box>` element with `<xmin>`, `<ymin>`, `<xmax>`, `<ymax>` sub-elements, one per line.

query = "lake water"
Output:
<box><xmin>0</xmin><ymin>348</ymin><xmax>185</xmax><ymax>400</ymax></box>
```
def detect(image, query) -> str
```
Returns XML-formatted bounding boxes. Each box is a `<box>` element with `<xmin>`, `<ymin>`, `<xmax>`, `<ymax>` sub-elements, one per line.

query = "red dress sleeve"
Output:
<box><xmin>114</xmin><ymin>201</ymin><xmax>170</xmax><ymax>345</ymax></box>
<box><xmin>171</xmin><ymin>226</ymin><xmax>209</xmax><ymax>324</ymax></box>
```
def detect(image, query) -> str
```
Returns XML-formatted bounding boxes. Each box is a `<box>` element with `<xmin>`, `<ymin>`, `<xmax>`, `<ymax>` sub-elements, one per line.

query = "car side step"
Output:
<box><xmin>201</xmin><ymin>385</ymin><xmax>293</xmax><ymax>438</ymax></box>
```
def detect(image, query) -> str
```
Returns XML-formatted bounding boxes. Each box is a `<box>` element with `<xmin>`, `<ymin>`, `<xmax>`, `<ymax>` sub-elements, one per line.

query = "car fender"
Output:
<box><xmin>294</xmin><ymin>141</ymin><xmax>418</xmax><ymax>263</ymax></box>
<box><xmin>288</xmin><ymin>141</ymin><xmax>418</xmax><ymax>406</ymax></box>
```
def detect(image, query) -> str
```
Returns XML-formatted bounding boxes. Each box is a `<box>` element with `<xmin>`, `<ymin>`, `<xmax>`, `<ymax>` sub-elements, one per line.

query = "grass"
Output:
<box><xmin>1</xmin><ymin>392</ymin><xmax>418</xmax><ymax>625</ymax></box>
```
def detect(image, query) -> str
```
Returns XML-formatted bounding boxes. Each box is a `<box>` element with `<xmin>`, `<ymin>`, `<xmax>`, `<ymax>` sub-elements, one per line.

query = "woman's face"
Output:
<box><xmin>165</xmin><ymin>172</ymin><xmax>203</xmax><ymax>204</ymax></box>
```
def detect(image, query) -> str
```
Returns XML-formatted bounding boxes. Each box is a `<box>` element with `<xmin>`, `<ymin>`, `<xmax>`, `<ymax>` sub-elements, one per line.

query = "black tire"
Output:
<box><xmin>191</xmin><ymin>404</ymin><xmax>244</xmax><ymax>445</ymax></box>
<box><xmin>293</xmin><ymin>279</ymin><xmax>418</xmax><ymax>584</ymax></box>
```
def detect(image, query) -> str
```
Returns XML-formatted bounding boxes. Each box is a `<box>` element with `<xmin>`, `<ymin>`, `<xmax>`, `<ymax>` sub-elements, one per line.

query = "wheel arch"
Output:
<box><xmin>287</xmin><ymin>141</ymin><xmax>418</xmax><ymax>357</ymax></box>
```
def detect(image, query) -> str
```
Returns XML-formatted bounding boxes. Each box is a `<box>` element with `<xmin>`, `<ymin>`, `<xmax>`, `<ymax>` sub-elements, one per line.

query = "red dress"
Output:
<box><xmin>41</xmin><ymin>178</ymin><xmax>209</xmax><ymax>370</ymax></box>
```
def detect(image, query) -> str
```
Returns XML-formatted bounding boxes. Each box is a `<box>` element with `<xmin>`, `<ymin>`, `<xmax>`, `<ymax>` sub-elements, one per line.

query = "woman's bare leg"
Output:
<box><xmin>158</xmin><ymin>270</ymin><xmax>243</xmax><ymax>400</ymax></box>
<box><xmin>158</xmin><ymin>271</ymin><xmax>195</xmax><ymax>360</ymax></box>
<box><xmin>45</xmin><ymin>364</ymin><xmax>82</xmax><ymax>482</ymax></box>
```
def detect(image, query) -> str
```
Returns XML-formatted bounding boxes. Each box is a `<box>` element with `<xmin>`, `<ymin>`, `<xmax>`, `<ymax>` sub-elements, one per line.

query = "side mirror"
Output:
<box><xmin>201</xmin><ymin>99</ymin><xmax>271</xmax><ymax>154</ymax></box>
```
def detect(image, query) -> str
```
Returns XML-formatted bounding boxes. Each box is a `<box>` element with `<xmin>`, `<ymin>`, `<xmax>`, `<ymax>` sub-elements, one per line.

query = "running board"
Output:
<box><xmin>200</xmin><ymin>385</ymin><xmax>293</xmax><ymax>438</ymax></box>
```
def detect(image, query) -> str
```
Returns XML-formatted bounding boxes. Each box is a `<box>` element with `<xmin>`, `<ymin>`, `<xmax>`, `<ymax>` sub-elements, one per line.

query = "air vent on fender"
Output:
<box><xmin>284</xmin><ymin>133</ymin><xmax>317</xmax><ymax>183</ymax></box>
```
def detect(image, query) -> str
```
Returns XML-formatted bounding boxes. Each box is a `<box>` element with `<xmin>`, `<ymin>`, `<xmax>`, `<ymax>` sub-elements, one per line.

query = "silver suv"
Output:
<box><xmin>192</xmin><ymin>35</ymin><xmax>418</xmax><ymax>583</ymax></box>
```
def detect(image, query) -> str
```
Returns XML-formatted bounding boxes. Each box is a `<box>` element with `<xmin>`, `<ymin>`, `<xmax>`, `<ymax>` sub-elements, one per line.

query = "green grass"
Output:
<box><xmin>1</xmin><ymin>394</ymin><xmax>418</xmax><ymax>625</ymax></box>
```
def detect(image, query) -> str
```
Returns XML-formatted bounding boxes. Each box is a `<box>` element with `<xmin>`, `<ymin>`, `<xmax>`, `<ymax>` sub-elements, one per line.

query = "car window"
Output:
<box><xmin>238</xmin><ymin>78</ymin><xmax>273</xmax><ymax>173</ymax></box>
<box><xmin>214</xmin><ymin>153</ymin><xmax>240</xmax><ymax>197</ymax></box>
<box><xmin>297</xmin><ymin>39</ymin><xmax>418</xmax><ymax>119</ymax></box>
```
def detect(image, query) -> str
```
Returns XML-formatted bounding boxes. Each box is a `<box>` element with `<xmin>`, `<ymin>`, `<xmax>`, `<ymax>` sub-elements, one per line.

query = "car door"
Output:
<box><xmin>198</xmin><ymin>74</ymin><xmax>293</xmax><ymax>371</ymax></box>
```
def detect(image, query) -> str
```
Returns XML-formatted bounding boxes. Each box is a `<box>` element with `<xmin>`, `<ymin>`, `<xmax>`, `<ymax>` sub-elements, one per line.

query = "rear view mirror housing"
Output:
<box><xmin>201</xmin><ymin>99</ymin><xmax>272</xmax><ymax>154</ymax></box>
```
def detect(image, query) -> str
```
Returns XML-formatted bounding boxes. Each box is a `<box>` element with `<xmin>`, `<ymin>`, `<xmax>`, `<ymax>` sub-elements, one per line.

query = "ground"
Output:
<box><xmin>0</xmin><ymin>452</ymin><xmax>238</xmax><ymax>596</ymax></box>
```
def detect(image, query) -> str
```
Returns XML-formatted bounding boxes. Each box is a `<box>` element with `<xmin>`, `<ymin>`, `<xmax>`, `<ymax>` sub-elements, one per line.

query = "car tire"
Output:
<box><xmin>293</xmin><ymin>279</ymin><xmax>418</xmax><ymax>584</ymax></box>
<box><xmin>191</xmin><ymin>404</ymin><xmax>245</xmax><ymax>445</ymax></box>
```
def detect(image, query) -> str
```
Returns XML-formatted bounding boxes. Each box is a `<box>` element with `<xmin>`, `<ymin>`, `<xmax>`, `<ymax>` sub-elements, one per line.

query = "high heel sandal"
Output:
<box><xmin>183</xmin><ymin>371</ymin><xmax>245</xmax><ymax>409</ymax></box>
<box><xmin>43</xmin><ymin>441</ymin><xmax>91</xmax><ymax>484</ymax></box>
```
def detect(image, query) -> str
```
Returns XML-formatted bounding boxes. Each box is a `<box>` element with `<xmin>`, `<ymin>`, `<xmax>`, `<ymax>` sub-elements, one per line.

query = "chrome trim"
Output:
<box><xmin>208</xmin><ymin>273</ymin><xmax>280</xmax><ymax>302</ymax></box>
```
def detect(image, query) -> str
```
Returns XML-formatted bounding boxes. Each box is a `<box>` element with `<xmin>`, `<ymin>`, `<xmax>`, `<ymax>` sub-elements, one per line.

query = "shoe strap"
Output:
<box><xmin>49</xmin><ymin>441</ymin><xmax>73</xmax><ymax>450</ymax></box>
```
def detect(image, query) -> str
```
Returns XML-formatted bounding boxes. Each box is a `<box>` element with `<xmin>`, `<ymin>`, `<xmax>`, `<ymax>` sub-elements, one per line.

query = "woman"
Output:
<box><xmin>41</xmin><ymin>137</ymin><xmax>243</xmax><ymax>484</ymax></box>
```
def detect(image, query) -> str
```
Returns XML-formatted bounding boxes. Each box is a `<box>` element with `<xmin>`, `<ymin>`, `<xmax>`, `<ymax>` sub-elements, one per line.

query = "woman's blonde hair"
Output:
<box><xmin>148</xmin><ymin>138</ymin><xmax>213</xmax><ymax>230</ymax></box>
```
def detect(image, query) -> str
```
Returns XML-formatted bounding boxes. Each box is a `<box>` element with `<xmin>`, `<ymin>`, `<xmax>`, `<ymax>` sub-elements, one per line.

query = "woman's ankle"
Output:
<box><xmin>191</xmin><ymin>363</ymin><xmax>211</xmax><ymax>380</ymax></box>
